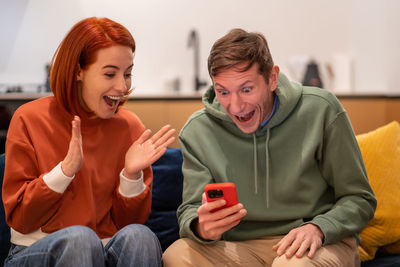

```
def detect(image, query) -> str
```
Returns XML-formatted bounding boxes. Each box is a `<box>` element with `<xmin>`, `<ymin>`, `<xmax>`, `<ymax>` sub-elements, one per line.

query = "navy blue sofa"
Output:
<box><xmin>1</xmin><ymin>149</ymin><xmax>400</xmax><ymax>266</ymax></box>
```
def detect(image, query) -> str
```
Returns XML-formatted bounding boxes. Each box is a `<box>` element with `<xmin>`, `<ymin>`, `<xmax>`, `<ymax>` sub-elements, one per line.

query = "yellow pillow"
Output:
<box><xmin>357</xmin><ymin>121</ymin><xmax>400</xmax><ymax>261</ymax></box>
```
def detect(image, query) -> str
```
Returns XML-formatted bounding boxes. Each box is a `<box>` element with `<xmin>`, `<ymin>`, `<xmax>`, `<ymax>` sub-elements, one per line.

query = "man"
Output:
<box><xmin>163</xmin><ymin>29</ymin><xmax>376</xmax><ymax>266</ymax></box>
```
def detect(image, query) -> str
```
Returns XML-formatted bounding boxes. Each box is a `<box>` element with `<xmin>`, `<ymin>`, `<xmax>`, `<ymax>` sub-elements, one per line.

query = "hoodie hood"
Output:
<box><xmin>202</xmin><ymin>72</ymin><xmax>303</xmax><ymax>136</ymax></box>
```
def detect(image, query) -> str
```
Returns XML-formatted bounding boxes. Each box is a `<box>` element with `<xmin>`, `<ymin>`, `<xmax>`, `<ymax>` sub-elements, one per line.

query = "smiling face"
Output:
<box><xmin>77</xmin><ymin>45</ymin><xmax>134</xmax><ymax>119</ymax></box>
<box><xmin>213</xmin><ymin>63</ymin><xmax>279</xmax><ymax>134</ymax></box>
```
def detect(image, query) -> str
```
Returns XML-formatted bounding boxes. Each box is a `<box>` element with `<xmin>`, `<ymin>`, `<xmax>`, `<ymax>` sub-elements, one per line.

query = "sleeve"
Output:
<box><xmin>110</xmin><ymin>113</ymin><xmax>153</xmax><ymax>228</ymax></box>
<box><xmin>176</xmin><ymin>134</ymin><xmax>217</xmax><ymax>244</ymax></box>
<box><xmin>309</xmin><ymin>112</ymin><xmax>377</xmax><ymax>245</ymax></box>
<box><xmin>111</xmin><ymin>166</ymin><xmax>153</xmax><ymax>228</ymax></box>
<box><xmin>2</xmin><ymin>112</ymin><xmax>66</xmax><ymax>234</ymax></box>
<box><xmin>118</xmin><ymin>170</ymin><xmax>146</xmax><ymax>197</ymax></box>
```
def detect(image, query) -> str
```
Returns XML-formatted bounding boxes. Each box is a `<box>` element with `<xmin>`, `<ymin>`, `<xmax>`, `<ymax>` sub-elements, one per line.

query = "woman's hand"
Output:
<box><xmin>61</xmin><ymin>116</ymin><xmax>83</xmax><ymax>177</ymax></box>
<box><xmin>123</xmin><ymin>125</ymin><xmax>176</xmax><ymax>180</ymax></box>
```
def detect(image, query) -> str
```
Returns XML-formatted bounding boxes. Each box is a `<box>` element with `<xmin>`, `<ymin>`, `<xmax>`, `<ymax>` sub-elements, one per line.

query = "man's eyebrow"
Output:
<box><xmin>214</xmin><ymin>82</ymin><xmax>225</xmax><ymax>89</ymax></box>
<box><xmin>239</xmin><ymin>80</ymin><xmax>253</xmax><ymax>87</ymax></box>
<box><xmin>214</xmin><ymin>80</ymin><xmax>253</xmax><ymax>89</ymax></box>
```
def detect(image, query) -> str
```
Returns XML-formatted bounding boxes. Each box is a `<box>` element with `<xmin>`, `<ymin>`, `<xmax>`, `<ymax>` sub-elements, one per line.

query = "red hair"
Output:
<box><xmin>50</xmin><ymin>17</ymin><xmax>135</xmax><ymax>116</ymax></box>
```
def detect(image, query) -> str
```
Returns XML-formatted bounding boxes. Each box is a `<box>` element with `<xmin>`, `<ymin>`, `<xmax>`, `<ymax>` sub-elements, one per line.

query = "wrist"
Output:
<box><xmin>190</xmin><ymin>218</ymin><xmax>204</xmax><ymax>239</ymax></box>
<box><xmin>122</xmin><ymin>169</ymin><xmax>142</xmax><ymax>180</ymax></box>
<box><xmin>61</xmin><ymin>161</ymin><xmax>74</xmax><ymax>177</ymax></box>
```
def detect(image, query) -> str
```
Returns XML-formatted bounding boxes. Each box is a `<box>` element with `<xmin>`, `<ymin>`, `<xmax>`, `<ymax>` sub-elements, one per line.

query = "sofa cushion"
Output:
<box><xmin>145</xmin><ymin>210</ymin><xmax>180</xmax><ymax>251</ymax></box>
<box><xmin>357</xmin><ymin>121</ymin><xmax>400</xmax><ymax>261</ymax></box>
<box><xmin>145</xmin><ymin>147</ymin><xmax>183</xmax><ymax>251</ymax></box>
<box><xmin>361</xmin><ymin>252</ymin><xmax>400</xmax><ymax>267</ymax></box>
<box><xmin>0</xmin><ymin>154</ymin><xmax>11</xmax><ymax>264</ymax></box>
<box><xmin>150</xmin><ymin>147</ymin><xmax>183</xmax><ymax>211</ymax></box>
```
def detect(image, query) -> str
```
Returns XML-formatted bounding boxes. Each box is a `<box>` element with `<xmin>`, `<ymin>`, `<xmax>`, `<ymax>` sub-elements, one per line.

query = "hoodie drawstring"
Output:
<box><xmin>253</xmin><ymin>129</ymin><xmax>270</xmax><ymax>208</ymax></box>
<box><xmin>265</xmin><ymin>129</ymin><xmax>270</xmax><ymax>208</ymax></box>
<box><xmin>253</xmin><ymin>134</ymin><xmax>258</xmax><ymax>194</ymax></box>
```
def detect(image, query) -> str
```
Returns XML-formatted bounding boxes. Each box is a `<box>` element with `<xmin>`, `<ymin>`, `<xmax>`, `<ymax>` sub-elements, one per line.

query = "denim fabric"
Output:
<box><xmin>4</xmin><ymin>225</ymin><xmax>162</xmax><ymax>267</ymax></box>
<box><xmin>104</xmin><ymin>224</ymin><xmax>162</xmax><ymax>267</ymax></box>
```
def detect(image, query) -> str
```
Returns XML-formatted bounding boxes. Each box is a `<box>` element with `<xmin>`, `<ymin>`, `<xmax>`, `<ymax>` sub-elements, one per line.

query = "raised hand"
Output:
<box><xmin>61</xmin><ymin>116</ymin><xmax>83</xmax><ymax>177</ymax></box>
<box><xmin>272</xmin><ymin>223</ymin><xmax>324</xmax><ymax>259</ymax></box>
<box><xmin>123</xmin><ymin>125</ymin><xmax>176</xmax><ymax>180</ymax></box>
<box><xmin>194</xmin><ymin>193</ymin><xmax>247</xmax><ymax>240</ymax></box>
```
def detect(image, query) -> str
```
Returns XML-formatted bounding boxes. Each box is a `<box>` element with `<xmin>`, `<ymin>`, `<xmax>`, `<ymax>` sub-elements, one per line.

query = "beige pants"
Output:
<box><xmin>163</xmin><ymin>236</ymin><xmax>360</xmax><ymax>267</ymax></box>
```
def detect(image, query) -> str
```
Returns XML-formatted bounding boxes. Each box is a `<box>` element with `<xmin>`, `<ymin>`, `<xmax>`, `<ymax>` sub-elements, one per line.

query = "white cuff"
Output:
<box><xmin>119</xmin><ymin>169</ymin><xmax>146</xmax><ymax>197</ymax></box>
<box><xmin>43</xmin><ymin>162</ymin><xmax>74</xmax><ymax>193</ymax></box>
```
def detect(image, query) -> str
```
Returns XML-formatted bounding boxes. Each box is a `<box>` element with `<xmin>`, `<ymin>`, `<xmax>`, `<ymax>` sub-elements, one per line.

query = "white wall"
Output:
<box><xmin>0</xmin><ymin>0</ymin><xmax>399</xmax><ymax>94</ymax></box>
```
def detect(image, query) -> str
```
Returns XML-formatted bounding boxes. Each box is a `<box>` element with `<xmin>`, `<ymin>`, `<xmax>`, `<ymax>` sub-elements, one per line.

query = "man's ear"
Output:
<box><xmin>76</xmin><ymin>65</ymin><xmax>83</xmax><ymax>81</ymax></box>
<box><xmin>268</xmin><ymin>65</ymin><xmax>280</xmax><ymax>92</ymax></box>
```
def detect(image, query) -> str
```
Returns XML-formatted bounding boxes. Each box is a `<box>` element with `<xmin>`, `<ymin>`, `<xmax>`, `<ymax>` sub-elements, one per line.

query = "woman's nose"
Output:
<box><xmin>115</xmin><ymin>76</ymin><xmax>129</xmax><ymax>93</ymax></box>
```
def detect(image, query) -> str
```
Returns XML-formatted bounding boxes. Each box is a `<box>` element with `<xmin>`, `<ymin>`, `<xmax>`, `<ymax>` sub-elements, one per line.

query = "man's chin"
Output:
<box><xmin>236</xmin><ymin>123</ymin><xmax>258</xmax><ymax>134</ymax></box>
<box><xmin>231</xmin><ymin>119</ymin><xmax>257</xmax><ymax>134</ymax></box>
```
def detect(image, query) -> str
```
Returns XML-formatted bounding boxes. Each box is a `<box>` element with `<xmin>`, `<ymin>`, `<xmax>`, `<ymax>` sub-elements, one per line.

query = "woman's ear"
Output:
<box><xmin>76</xmin><ymin>65</ymin><xmax>83</xmax><ymax>81</ymax></box>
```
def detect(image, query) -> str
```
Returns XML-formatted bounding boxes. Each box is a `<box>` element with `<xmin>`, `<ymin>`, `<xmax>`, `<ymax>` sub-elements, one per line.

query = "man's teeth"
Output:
<box><xmin>236</xmin><ymin>111</ymin><xmax>254</xmax><ymax>122</ymax></box>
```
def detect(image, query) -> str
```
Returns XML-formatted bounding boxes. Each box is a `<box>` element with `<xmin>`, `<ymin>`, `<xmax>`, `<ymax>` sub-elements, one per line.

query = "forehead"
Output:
<box><xmin>93</xmin><ymin>45</ymin><xmax>133</xmax><ymax>68</ymax></box>
<box><xmin>213</xmin><ymin>63</ymin><xmax>261</xmax><ymax>87</ymax></box>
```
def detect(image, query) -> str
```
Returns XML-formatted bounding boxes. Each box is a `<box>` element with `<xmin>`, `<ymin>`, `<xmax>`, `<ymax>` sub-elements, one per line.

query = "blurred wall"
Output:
<box><xmin>0</xmin><ymin>0</ymin><xmax>399</xmax><ymax>94</ymax></box>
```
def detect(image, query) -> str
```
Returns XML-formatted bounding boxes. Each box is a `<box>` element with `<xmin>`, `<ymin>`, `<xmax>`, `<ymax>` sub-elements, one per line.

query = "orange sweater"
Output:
<box><xmin>2</xmin><ymin>97</ymin><xmax>152</xmax><ymax>245</ymax></box>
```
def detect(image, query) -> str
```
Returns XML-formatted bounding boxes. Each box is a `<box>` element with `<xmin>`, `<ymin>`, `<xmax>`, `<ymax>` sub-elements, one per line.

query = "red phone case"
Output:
<box><xmin>204</xmin><ymin>182</ymin><xmax>238</xmax><ymax>212</ymax></box>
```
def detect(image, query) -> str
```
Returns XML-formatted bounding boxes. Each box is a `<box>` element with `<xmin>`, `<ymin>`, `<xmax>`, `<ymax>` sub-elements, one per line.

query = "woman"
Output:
<box><xmin>2</xmin><ymin>17</ymin><xmax>175</xmax><ymax>266</ymax></box>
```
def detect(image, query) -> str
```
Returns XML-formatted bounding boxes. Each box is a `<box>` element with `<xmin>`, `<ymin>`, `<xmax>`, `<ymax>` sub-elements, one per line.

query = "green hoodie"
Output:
<box><xmin>177</xmin><ymin>73</ymin><xmax>376</xmax><ymax>245</ymax></box>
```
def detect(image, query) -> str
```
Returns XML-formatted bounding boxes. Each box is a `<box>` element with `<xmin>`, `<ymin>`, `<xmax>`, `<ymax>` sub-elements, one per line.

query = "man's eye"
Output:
<box><xmin>243</xmin><ymin>87</ymin><xmax>252</xmax><ymax>93</ymax></box>
<box><xmin>218</xmin><ymin>90</ymin><xmax>229</xmax><ymax>96</ymax></box>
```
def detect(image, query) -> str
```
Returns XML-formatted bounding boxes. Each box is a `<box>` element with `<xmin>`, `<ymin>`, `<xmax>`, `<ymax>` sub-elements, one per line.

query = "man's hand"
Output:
<box><xmin>124</xmin><ymin>125</ymin><xmax>175</xmax><ymax>180</ymax></box>
<box><xmin>272</xmin><ymin>224</ymin><xmax>324</xmax><ymax>259</ymax></box>
<box><xmin>194</xmin><ymin>193</ymin><xmax>247</xmax><ymax>241</ymax></box>
<box><xmin>62</xmin><ymin>116</ymin><xmax>83</xmax><ymax>177</ymax></box>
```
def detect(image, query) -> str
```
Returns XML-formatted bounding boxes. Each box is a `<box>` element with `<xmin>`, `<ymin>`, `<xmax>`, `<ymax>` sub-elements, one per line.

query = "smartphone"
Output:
<box><xmin>204</xmin><ymin>182</ymin><xmax>239</xmax><ymax>212</ymax></box>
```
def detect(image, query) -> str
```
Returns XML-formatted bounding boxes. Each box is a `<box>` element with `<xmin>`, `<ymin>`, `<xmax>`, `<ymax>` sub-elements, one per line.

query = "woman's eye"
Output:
<box><xmin>124</xmin><ymin>73</ymin><xmax>132</xmax><ymax>78</ymax></box>
<box><xmin>105</xmin><ymin>73</ymin><xmax>115</xmax><ymax>78</ymax></box>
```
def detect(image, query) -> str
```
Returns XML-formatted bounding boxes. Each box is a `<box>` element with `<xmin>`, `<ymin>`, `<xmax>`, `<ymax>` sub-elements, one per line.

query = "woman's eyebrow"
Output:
<box><xmin>102</xmin><ymin>64</ymin><xmax>134</xmax><ymax>71</ymax></box>
<box><xmin>102</xmin><ymin>65</ymin><xmax>119</xmax><ymax>70</ymax></box>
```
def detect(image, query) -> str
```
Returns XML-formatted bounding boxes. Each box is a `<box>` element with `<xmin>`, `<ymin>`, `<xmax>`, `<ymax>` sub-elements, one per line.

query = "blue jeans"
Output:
<box><xmin>4</xmin><ymin>224</ymin><xmax>162</xmax><ymax>267</ymax></box>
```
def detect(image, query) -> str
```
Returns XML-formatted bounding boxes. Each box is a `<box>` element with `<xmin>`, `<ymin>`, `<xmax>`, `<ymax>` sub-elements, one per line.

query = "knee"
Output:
<box><xmin>163</xmin><ymin>239</ymin><xmax>191</xmax><ymax>266</ymax></box>
<box><xmin>272</xmin><ymin>255</ymin><xmax>309</xmax><ymax>267</ymax></box>
<box><xmin>119</xmin><ymin>224</ymin><xmax>159</xmax><ymax>248</ymax></box>
<box><xmin>55</xmin><ymin>226</ymin><xmax>102</xmax><ymax>251</ymax></box>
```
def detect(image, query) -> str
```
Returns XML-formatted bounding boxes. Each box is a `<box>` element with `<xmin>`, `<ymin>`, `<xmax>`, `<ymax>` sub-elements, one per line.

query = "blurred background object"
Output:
<box><xmin>187</xmin><ymin>29</ymin><xmax>207</xmax><ymax>92</ymax></box>
<box><xmin>302</xmin><ymin>60</ymin><xmax>324</xmax><ymax>88</ymax></box>
<box><xmin>1</xmin><ymin>0</ymin><xmax>398</xmax><ymax>96</ymax></box>
<box><xmin>0</xmin><ymin>106</ymin><xmax>11</xmax><ymax>154</ymax></box>
<box><xmin>330</xmin><ymin>53</ymin><xmax>354</xmax><ymax>93</ymax></box>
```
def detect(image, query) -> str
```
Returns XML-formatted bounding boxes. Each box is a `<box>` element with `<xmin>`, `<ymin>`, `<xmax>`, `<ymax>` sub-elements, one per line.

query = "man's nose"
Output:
<box><xmin>229</xmin><ymin>93</ymin><xmax>244</xmax><ymax>113</ymax></box>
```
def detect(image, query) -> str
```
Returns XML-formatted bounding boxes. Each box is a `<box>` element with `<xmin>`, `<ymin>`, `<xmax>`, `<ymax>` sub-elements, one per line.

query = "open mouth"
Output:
<box><xmin>103</xmin><ymin>95</ymin><xmax>121</xmax><ymax>108</ymax></box>
<box><xmin>235</xmin><ymin>110</ymin><xmax>255</xmax><ymax>122</ymax></box>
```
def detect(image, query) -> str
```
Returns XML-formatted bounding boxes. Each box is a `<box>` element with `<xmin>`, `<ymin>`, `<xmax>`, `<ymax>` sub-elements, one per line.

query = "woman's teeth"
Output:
<box><xmin>107</xmin><ymin>95</ymin><xmax>121</xmax><ymax>100</ymax></box>
<box><xmin>104</xmin><ymin>95</ymin><xmax>121</xmax><ymax>107</ymax></box>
